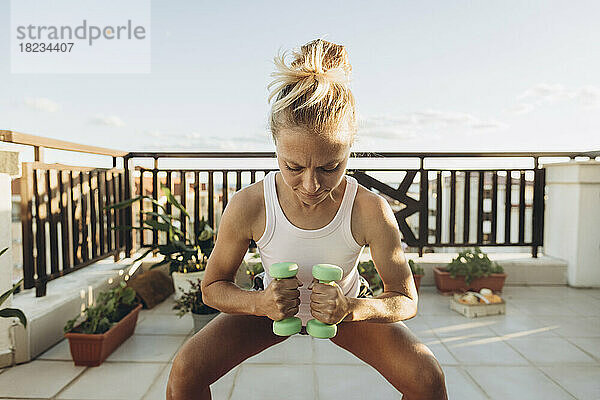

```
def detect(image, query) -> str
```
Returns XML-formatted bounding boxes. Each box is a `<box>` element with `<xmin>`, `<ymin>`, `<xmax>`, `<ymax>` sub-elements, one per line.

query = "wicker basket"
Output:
<box><xmin>450</xmin><ymin>294</ymin><xmax>505</xmax><ymax>318</ymax></box>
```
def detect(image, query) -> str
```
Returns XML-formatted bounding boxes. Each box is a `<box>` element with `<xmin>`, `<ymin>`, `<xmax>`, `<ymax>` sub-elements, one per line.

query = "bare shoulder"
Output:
<box><xmin>352</xmin><ymin>183</ymin><xmax>396</xmax><ymax>246</ymax></box>
<box><xmin>226</xmin><ymin>180</ymin><xmax>265</xmax><ymax>241</ymax></box>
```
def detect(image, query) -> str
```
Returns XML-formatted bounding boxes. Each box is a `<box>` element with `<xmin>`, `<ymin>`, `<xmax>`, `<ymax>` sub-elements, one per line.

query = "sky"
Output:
<box><xmin>1</xmin><ymin>0</ymin><xmax>599</xmax><ymax>165</ymax></box>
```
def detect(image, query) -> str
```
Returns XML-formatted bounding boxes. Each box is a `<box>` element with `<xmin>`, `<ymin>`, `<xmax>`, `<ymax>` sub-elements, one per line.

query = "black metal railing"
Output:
<box><xmin>3</xmin><ymin>129</ymin><xmax>599</xmax><ymax>297</ymax></box>
<box><xmin>122</xmin><ymin>150</ymin><xmax>599</xmax><ymax>260</ymax></box>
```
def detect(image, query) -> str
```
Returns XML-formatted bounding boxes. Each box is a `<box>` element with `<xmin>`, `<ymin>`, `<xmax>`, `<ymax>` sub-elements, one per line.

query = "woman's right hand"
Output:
<box><xmin>258</xmin><ymin>277</ymin><xmax>303</xmax><ymax>321</ymax></box>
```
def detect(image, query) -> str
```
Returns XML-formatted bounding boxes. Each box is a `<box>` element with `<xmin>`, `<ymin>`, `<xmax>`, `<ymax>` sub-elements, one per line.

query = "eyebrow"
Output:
<box><xmin>284</xmin><ymin>158</ymin><xmax>342</xmax><ymax>167</ymax></box>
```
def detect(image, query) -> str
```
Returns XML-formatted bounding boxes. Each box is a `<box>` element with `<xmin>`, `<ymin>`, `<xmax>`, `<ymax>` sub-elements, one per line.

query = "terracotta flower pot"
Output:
<box><xmin>413</xmin><ymin>274</ymin><xmax>423</xmax><ymax>292</ymax></box>
<box><xmin>433</xmin><ymin>267</ymin><xmax>506</xmax><ymax>294</ymax></box>
<box><xmin>64</xmin><ymin>303</ymin><xmax>143</xmax><ymax>366</ymax></box>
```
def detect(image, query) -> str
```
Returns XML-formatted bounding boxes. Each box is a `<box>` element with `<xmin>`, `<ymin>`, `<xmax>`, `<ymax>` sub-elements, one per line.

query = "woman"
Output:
<box><xmin>167</xmin><ymin>39</ymin><xmax>448</xmax><ymax>400</ymax></box>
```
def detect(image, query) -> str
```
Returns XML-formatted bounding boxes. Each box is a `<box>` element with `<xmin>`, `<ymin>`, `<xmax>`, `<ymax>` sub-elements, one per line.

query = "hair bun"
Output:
<box><xmin>267</xmin><ymin>38</ymin><xmax>357</xmax><ymax>145</ymax></box>
<box><xmin>268</xmin><ymin>39</ymin><xmax>352</xmax><ymax>113</ymax></box>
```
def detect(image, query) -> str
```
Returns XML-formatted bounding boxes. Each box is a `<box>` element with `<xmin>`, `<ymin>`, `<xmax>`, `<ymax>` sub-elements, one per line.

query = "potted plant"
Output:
<box><xmin>245</xmin><ymin>253</ymin><xmax>264</xmax><ymax>289</ymax></box>
<box><xmin>433</xmin><ymin>247</ymin><xmax>506</xmax><ymax>294</ymax></box>
<box><xmin>173</xmin><ymin>279</ymin><xmax>220</xmax><ymax>334</ymax></box>
<box><xmin>106</xmin><ymin>185</ymin><xmax>217</xmax><ymax>300</ymax></box>
<box><xmin>63</xmin><ymin>281</ymin><xmax>142</xmax><ymax>366</ymax></box>
<box><xmin>357</xmin><ymin>260</ymin><xmax>383</xmax><ymax>296</ymax></box>
<box><xmin>408</xmin><ymin>259</ymin><xmax>424</xmax><ymax>292</ymax></box>
<box><xmin>0</xmin><ymin>248</ymin><xmax>27</xmax><ymax>329</ymax></box>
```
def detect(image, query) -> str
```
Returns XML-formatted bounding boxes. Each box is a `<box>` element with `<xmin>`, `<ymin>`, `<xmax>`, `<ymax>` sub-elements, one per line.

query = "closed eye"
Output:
<box><xmin>285</xmin><ymin>165</ymin><xmax>339</xmax><ymax>173</ymax></box>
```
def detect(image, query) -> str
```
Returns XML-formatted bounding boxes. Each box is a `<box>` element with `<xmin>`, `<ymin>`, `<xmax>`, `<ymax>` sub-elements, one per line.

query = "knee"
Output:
<box><xmin>412</xmin><ymin>356</ymin><xmax>447</xmax><ymax>399</ymax></box>
<box><xmin>167</xmin><ymin>353</ymin><xmax>210</xmax><ymax>399</ymax></box>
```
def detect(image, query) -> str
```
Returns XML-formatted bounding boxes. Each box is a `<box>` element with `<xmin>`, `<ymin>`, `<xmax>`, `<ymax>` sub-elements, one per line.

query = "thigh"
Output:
<box><xmin>329</xmin><ymin>320</ymin><xmax>446</xmax><ymax>398</ymax></box>
<box><xmin>171</xmin><ymin>312</ymin><xmax>288</xmax><ymax>386</ymax></box>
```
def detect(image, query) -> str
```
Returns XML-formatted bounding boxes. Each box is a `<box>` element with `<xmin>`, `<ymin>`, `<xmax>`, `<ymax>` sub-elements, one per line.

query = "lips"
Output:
<box><xmin>301</xmin><ymin>191</ymin><xmax>323</xmax><ymax>198</ymax></box>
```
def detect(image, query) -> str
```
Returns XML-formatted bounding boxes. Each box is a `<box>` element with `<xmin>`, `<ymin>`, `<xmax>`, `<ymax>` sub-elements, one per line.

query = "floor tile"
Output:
<box><xmin>134</xmin><ymin>313</ymin><xmax>193</xmax><ymax>335</ymax></box>
<box><xmin>56</xmin><ymin>362</ymin><xmax>165</xmax><ymax>400</ymax></box>
<box><xmin>0</xmin><ymin>360</ymin><xmax>85</xmax><ymax>398</ymax></box>
<box><xmin>533</xmin><ymin>316</ymin><xmax>600</xmax><ymax>338</ymax></box>
<box><xmin>315</xmin><ymin>364</ymin><xmax>402</xmax><ymax>399</ymax></box>
<box><xmin>506</xmin><ymin>337</ymin><xmax>597</xmax><ymax>365</ymax></box>
<box><xmin>403</xmin><ymin>317</ymin><xmax>437</xmax><ymax>338</ymax></box>
<box><xmin>443</xmin><ymin>366</ymin><xmax>489</xmax><ymax>399</ymax></box>
<box><xmin>230</xmin><ymin>364</ymin><xmax>314</xmax><ymax>400</ymax></box>
<box><xmin>9</xmin><ymin>285</ymin><xmax>600</xmax><ymax>400</ymax></box>
<box><xmin>37</xmin><ymin>338</ymin><xmax>73</xmax><ymax>361</ymax></box>
<box><xmin>106</xmin><ymin>334</ymin><xmax>188</xmax><ymax>362</ymax></box>
<box><xmin>146</xmin><ymin>295</ymin><xmax>178</xmax><ymax>315</ymax></box>
<box><xmin>566</xmin><ymin>337</ymin><xmax>600</xmax><ymax>360</ymax></box>
<box><xmin>421</xmin><ymin>341</ymin><xmax>459</xmax><ymax>365</ymax></box>
<box><xmin>485</xmin><ymin>314</ymin><xmax>560</xmax><ymax>338</ymax></box>
<box><xmin>540</xmin><ymin>365</ymin><xmax>600</xmax><ymax>400</ymax></box>
<box><xmin>313</xmin><ymin>338</ymin><xmax>363</xmax><ymax>365</ymax></box>
<box><xmin>142</xmin><ymin>363</ymin><xmax>240</xmax><ymax>400</ymax></box>
<box><xmin>510</xmin><ymin>299</ymin><xmax>579</xmax><ymax>316</ymax></box>
<box><xmin>465</xmin><ymin>366</ymin><xmax>574</xmax><ymax>400</ymax></box>
<box><xmin>245</xmin><ymin>335</ymin><xmax>312</xmax><ymax>364</ymax></box>
<box><xmin>445</xmin><ymin>336</ymin><xmax>529</xmax><ymax>365</ymax></box>
<box><xmin>422</xmin><ymin>315</ymin><xmax>498</xmax><ymax>338</ymax></box>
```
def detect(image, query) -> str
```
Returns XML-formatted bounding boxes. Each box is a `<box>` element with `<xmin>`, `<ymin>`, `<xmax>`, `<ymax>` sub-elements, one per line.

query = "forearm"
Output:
<box><xmin>342</xmin><ymin>291</ymin><xmax>417</xmax><ymax>323</ymax></box>
<box><xmin>202</xmin><ymin>281</ymin><xmax>263</xmax><ymax>316</ymax></box>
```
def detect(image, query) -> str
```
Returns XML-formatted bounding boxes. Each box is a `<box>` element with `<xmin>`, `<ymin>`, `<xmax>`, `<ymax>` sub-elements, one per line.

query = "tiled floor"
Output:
<box><xmin>1</xmin><ymin>285</ymin><xmax>599</xmax><ymax>400</ymax></box>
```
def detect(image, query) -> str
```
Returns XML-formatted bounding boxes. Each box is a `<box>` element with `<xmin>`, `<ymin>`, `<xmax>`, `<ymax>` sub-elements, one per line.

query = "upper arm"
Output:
<box><xmin>361</xmin><ymin>193</ymin><xmax>417</xmax><ymax>301</ymax></box>
<box><xmin>200</xmin><ymin>188</ymin><xmax>254</xmax><ymax>294</ymax></box>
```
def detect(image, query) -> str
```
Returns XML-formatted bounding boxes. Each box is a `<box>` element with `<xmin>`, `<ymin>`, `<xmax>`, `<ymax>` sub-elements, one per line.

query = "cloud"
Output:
<box><xmin>512</xmin><ymin>84</ymin><xmax>600</xmax><ymax>114</ymax></box>
<box><xmin>24</xmin><ymin>97</ymin><xmax>60</xmax><ymax>113</ymax></box>
<box><xmin>90</xmin><ymin>114</ymin><xmax>126</xmax><ymax>127</ymax></box>
<box><xmin>136</xmin><ymin>129</ymin><xmax>271</xmax><ymax>151</ymax></box>
<box><xmin>358</xmin><ymin>110</ymin><xmax>506</xmax><ymax>140</ymax></box>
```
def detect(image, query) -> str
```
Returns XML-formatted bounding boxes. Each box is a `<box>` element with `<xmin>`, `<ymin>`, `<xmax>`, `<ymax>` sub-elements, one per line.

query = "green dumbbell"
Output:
<box><xmin>268</xmin><ymin>262</ymin><xmax>302</xmax><ymax>336</ymax></box>
<box><xmin>306</xmin><ymin>264</ymin><xmax>344</xmax><ymax>339</ymax></box>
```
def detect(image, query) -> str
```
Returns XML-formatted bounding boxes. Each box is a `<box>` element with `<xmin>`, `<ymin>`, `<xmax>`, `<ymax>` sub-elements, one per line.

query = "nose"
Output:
<box><xmin>302</xmin><ymin>170</ymin><xmax>320</xmax><ymax>194</ymax></box>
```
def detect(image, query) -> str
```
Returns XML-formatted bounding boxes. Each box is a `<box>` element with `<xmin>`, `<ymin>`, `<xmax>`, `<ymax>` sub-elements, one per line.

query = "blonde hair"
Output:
<box><xmin>267</xmin><ymin>39</ymin><xmax>357</xmax><ymax>145</ymax></box>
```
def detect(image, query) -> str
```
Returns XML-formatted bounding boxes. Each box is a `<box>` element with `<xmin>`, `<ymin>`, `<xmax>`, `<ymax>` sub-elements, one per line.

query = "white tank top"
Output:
<box><xmin>255</xmin><ymin>171</ymin><xmax>366</xmax><ymax>326</ymax></box>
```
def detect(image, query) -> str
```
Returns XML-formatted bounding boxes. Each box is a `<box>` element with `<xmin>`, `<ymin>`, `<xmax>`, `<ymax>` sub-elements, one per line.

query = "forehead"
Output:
<box><xmin>275</xmin><ymin>129</ymin><xmax>350</xmax><ymax>165</ymax></box>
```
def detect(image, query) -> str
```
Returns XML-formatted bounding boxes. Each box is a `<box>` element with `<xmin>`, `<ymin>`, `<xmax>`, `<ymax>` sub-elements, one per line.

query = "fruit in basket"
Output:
<box><xmin>458</xmin><ymin>292</ymin><xmax>479</xmax><ymax>304</ymax></box>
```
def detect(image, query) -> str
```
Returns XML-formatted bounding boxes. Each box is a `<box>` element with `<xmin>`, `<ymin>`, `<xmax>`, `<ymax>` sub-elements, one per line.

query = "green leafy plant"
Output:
<box><xmin>408</xmin><ymin>259</ymin><xmax>424</xmax><ymax>275</ymax></box>
<box><xmin>357</xmin><ymin>260</ymin><xmax>383</xmax><ymax>295</ymax></box>
<box><xmin>0</xmin><ymin>248</ymin><xmax>27</xmax><ymax>328</ymax></box>
<box><xmin>106</xmin><ymin>185</ymin><xmax>216</xmax><ymax>275</ymax></box>
<box><xmin>173</xmin><ymin>279</ymin><xmax>219</xmax><ymax>316</ymax></box>
<box><xmin>245</xmin><ymin>253</ymin><xmax>264</xmax><ymax>285</ymax></box>
<box><xmin>63</xmin><ymin>281</ymin><xmax>139</xmax><ymax>334</ymax></box>
<box><xmin>446</xmin><ymin>247</ymin><xmax>504</xmax><ymax>285</ymax></box>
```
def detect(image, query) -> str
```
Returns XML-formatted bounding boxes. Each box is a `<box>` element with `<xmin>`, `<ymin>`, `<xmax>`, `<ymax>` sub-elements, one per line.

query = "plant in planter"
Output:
<box><xmin>63</xmin><ymin>281</ymin><xmax>142</xmax><ymax>366</ymax></box>
<box><xmin>408</xmin><ymin>259</ymin><xmax>425</xmax><ymax>292</ymax></box>
<box><xmin>434</xmin><ymin>247</ymin><xmax>506</xmax><ymax>294</ymax></box>
<box><xmin>106</xmin><ymin>185</ymin><xmax>217</xmax><ymax>299</ymax></box>
<box><xmin>0</xmin><ymin>248</ymin><xmax>27</xmax><ymax>328</ymax></box>
<box><xmin>173</xmin><ymin>279</ymin><xmax>220</xmax><ymax>334</ymax></box>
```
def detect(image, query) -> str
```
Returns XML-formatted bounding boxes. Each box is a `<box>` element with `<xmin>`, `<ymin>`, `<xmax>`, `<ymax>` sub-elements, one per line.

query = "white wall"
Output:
<box><xmin>544</xmin><ymin>161</ymin><xmax>600</xmax><ymax>287</ymax></box>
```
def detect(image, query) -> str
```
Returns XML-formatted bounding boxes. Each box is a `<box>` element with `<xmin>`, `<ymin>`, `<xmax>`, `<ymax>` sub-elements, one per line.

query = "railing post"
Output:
<box><xmin>123</xmin><ymin>155</ymin><xmax>133</xmax><ymax>257</ymax></box>
<box><xmin>418</xmin><ymin>157</ymin><xmax>427</xmax><ymax>257</ymax></box>
<box><xmin>19</xmin><ymin>163</ymin><xmax>34</xmax><ymax>289</ymax></box>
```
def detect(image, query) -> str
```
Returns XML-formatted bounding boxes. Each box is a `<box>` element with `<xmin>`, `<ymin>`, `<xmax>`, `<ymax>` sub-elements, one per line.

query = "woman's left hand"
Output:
<box><xmin>309</xmin><ymin>277</ymin><xmax>351</xmax><ymax>325</ymax></box>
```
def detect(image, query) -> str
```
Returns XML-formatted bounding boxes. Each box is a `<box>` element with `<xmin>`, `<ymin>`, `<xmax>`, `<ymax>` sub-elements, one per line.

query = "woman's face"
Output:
<box><xmin>275</xmin><ymin>129</ymin><xmax>351</xmax><ymax>205</ymax></box>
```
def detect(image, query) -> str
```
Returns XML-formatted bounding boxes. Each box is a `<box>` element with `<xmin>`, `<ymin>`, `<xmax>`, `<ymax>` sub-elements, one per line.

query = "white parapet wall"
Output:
<box><xmin>544</xmin><ymin>160</ymin><xmax>600</xmax><ymax>287</ymax></box>
<box><xmin>0</xmin><ymin>151</ymin><xmax>20</xmax><ymax>366</ymax></box>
